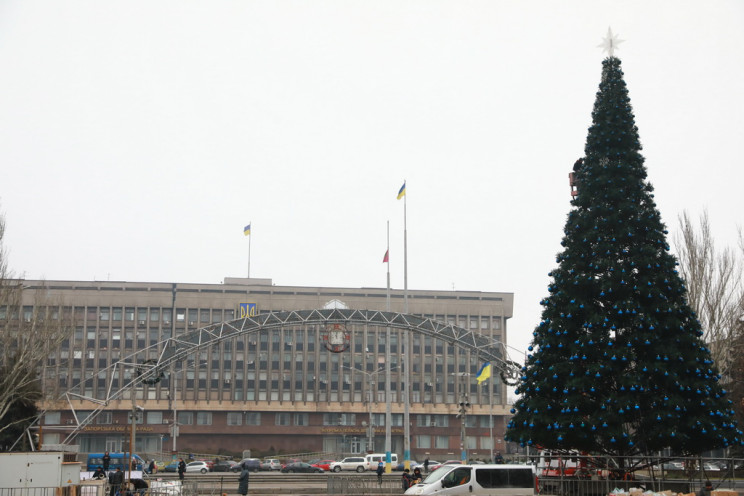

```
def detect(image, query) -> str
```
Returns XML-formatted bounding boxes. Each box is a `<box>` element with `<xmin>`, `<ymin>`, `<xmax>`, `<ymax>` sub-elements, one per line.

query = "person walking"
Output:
<box><xmin>376</xmin><ymin>461</ymin><xmax>385</xmax><ymax>486</ymax></box>
<box><xmin>238</xmin><ymin>461</ymin><xmax>250</xmax><ymax>496</ymax></box>
<box><xmin>177</xmin><ymin>458</ymin><xmax>186</xmax><ymax>481</ymax></box>
<box><xmin>102</xmin><ymin>452</ymin><xmax>111</xmax><ymax>474</ymax></box>
<box><xmin>423</xmin><ymin>458</ymin><xmax>429</xmax><ymax>473</ymax></box>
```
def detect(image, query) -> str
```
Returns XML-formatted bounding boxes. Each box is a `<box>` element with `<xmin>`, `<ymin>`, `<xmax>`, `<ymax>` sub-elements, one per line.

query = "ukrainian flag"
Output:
<box><xmin>243</xmin><ymin>224</ymin><xmax>251</xmax><ymax>236</ymax></box>
<box><xmin>397</xmin><ymin>182</ymin><xmax>406</xmax><ymax>200</ymax></box>
<box><xmin>476</xmin><ymin>362</ymin><xmax>491</xmax><ymax>384</ymax></box>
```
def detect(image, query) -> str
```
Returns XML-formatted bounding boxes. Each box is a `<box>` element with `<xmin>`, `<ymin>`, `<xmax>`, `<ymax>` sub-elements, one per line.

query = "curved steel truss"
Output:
<box><xmin>47</xmin><ymin>308</ymin><xmax>520</xmax><ymax>444</ymax></box>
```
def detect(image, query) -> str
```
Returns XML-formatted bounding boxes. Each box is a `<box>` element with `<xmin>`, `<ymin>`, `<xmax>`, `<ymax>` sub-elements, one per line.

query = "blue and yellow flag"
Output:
<box><xmin>397</xmin><ymin>182</ymin><xmax>406</xmax><ymax>200</ymax></box>
<box><xmin>476</xmin><ymin>362</ymin><xmax>491</xmax><ymax>384</ymax></box>
<box><xmin>243</xmin><ymin>224</ymin><xmax>251</xmax><ymax>236</ymax></box>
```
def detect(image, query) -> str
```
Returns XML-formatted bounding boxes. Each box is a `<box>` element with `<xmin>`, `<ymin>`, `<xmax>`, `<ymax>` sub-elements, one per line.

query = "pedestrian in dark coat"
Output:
<box><xmin>108</xmin><ymin>468</ymin><xmax>124</xmax><ymax>496</ymax></box>
<box><xmin>177</xmin><ymin>458</ymin><xmax>186</xmax><ymax>481</ymax></box>
<box><xmin>238</xmin><ymin>463</ymin><xmax>250</xmax><ymax>496</ymax></box>
<box><xmin>102</xmin><ymin>452</ymin><xmax>111</xmax><ymax>473</ymax></box>
<box><xmin>402</xmin><ymin>468</ymin><xmax>413</xmax><ymax>491</ymax></box>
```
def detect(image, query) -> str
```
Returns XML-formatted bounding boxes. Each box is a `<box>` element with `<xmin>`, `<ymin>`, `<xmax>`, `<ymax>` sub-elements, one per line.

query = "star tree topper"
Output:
<box><xmin>599</xmin><ymin>27</ymin><xmax>624</xmax><ymax>57</ymax></box>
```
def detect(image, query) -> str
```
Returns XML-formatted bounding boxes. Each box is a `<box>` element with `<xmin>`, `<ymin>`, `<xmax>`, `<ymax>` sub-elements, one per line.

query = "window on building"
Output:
<box><xmin>178</xmin><ymin>412</ymin><xmax>193</xmax><ymax>425</ymax></box>
<box><xmin>416</xmin><ymin>435</ymin><xmax>431</xmax><ymax>449</ymax></box>
<box><xmin>275</xmin><ymin>413</ymin><xmax>291</xmax><ymax>426</ymax></box>
<box><xmin>465</xmin><ymin>416</ymin><xmax>477</xmax><ymax>428</ymax></box>
<box><xmin>480</xmin><ymin>436</ymin><xmax>493</xmax><ymax>450</ymax></box>
<box><xmin>196</xmin><ymin>412</ymin><xmax>212</xmax><ymax>425</ymax></box>
<box><xmin>176</xmin><ymin>309</ymin><xmax>186</xmax><ymax>322</ymax></box>
<box><xmin>100</xmin><ymin>308</ymin><xmax>110</xmax><ymax>321</ymax></box>
<box><xmin>150</xmin><ymin>308</ymin><xmax>160</xmax><ymax>322</ymax></box>
<box><xmin>479</xmin><ymin>416</ymin><xmax>492</xmax><ymax>428</ymax></box>
<box><xmin>227</xmin><ymin>412</ymin><xmax>242</xmax><ymax>426</ymax></box>
<box><xmin>147</xmin><ymin>411</ymin><xmax>163</xmax><ymax>424</ymax></box>
<box><xmin>44</xmin><ymin>412</ymin><xmax>61</xmax><ymax>425</ymax></box>
<box><xmin>125</xmin><ymin>308</ymin><xmax>135</xmax><ymax>321</ymax></box>
<box><xmin>466</xmin><ymin>437</ymin><xmax>477</xmax><ymax>449</ymax></box>
<box><xmin>97</xmin><ymin>412</ymin><xmax>112</xmax><ymax>424</ymax></box>
<box><xmin>294</xmin><ymin>413</ymin><xmax>308</xmax><ymax>426</ymax></box>
<box><xmin>200</xmin><ymin>309</ymin><xmax>210</xmax><ymax>323</ymax></box>
<box><xmin>435</xmin><ymin>436</ymin><xmax>449</xmax><ymax>449</ymax></box>
<box><xmin>245</xmin><ymin>413</ymin><xmax>261</xmax><ymax>425</ymax></box>
<box><xmin>163</xmin><ymin>309</ymin><xmax>172</xmax><ymax>324</ymax></box>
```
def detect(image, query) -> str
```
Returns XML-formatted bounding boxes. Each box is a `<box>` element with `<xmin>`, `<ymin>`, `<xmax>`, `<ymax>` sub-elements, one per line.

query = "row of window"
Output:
<box><xmin>2</xmin><ymin>306</ymin><xmax>503</xmax><ymax>331</ymax></box>
<box><xmin>47</xmin><ymin>411</ymin><xmax>497</xmax><ymax>428</ymax></box>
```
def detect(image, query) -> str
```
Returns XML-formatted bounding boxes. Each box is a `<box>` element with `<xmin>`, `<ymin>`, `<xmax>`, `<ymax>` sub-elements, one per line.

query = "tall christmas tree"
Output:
<box><xmin>505</xmin><ymin>31</ymin><xmax>741</xmax><ymax>458</ymax></box>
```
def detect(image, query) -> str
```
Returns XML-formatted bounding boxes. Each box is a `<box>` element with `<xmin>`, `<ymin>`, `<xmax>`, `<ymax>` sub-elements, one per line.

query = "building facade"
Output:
<box><xmin>19</xmin><ymin>277</ymin><xmax>515</xmax><ymax>461</ymax></box>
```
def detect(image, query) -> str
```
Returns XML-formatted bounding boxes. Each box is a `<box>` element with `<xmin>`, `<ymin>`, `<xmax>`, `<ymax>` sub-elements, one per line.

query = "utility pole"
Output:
<box><xmin>455</xmin><ymin>378</ymin><xmax>470</xmax><ymax>463</ymax></box>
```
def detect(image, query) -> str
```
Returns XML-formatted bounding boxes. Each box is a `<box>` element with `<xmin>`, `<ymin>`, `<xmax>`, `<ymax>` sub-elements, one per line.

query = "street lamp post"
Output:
<box><xmin>342</xmin><ymin>365</ymin><xmax>396</xmax><ymax>455</ymax></box>
<box><xmin>453</xmin><ymin>373</ymin><xmax>470</xmax><ymax>463</ymax></box>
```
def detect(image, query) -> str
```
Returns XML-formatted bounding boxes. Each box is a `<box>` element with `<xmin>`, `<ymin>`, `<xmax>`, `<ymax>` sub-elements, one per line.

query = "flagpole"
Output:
<box><xmin>402</xmin><ymin>181</ymin><xmax>411</xmax><ymax>470</ymax></box>
<box><xmin>385</xmin><ymin>220</ymin><xmax>392</xmax><ymax>473</ymax></box>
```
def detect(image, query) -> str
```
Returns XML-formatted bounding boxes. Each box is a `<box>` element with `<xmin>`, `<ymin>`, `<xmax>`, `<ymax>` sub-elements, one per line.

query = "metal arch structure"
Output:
<box><xmin>45</xmin><ymin>308</ymin><xmax>521</xmax><ymax>445</ymax></box>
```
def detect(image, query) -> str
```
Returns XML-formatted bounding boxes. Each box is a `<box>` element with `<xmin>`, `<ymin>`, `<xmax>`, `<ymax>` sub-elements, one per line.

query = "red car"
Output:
<box><xmin>311</xmin><ymin>459</ymin><xmax>336</xmax><ymax>471</ymax></box>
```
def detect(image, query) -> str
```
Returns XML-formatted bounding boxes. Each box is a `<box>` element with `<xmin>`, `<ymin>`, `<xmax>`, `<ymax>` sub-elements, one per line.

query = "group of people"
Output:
<box><xmin>92</xmin><ymin>467</ymin><xmax>147</xmax><ymax>496</ymax></box>
<box><xmin>401</xmin><ymin>466</ymin><xmax>424</xmax><ymax>490</ymax></box>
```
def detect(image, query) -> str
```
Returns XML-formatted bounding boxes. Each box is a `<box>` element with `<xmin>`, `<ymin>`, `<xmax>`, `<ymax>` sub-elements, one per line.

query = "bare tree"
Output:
<box><xmin>674</xmin><ymin>210</ymin><xmax>744</xmax><ymax>377</ymax></box>
<box><xmin>0</xmin><ymin>210</ymin><xmax>72</xmax><ymax>444</ymax></box>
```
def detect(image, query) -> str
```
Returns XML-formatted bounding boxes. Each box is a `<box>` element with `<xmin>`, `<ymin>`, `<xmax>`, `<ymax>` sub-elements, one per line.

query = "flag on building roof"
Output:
<box><xmin>397</xmin><ymin>182</ymin><xmax>406</xmax><ymax>200</ymax></box>
<box><xmin>382</xmin><ymin>249</ymin><xmax>389</xmax><ymax>263</ymax></box>
<box><xmin>243</xmin><ymin>224</ymin><xmax>251</xmax><ymax>236</ymax></box>
<box><xmin>476</xmin><ymin>362</ymin><xmax>492</xmax><ymax>384</ymax></box>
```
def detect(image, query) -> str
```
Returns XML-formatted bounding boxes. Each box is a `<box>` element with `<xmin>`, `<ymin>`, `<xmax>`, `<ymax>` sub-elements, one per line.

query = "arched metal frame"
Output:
<box><xmin>49</xmin><ymin>308</ymin><xmax>520</xmax><ymax>444</ymax></box>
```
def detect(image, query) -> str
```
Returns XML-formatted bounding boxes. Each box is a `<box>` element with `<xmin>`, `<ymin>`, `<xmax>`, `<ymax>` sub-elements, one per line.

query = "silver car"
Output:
<box><xmin>330</xmin><ymin>457</ymin><xmax>367</xmax><ymax>473</ymax></box>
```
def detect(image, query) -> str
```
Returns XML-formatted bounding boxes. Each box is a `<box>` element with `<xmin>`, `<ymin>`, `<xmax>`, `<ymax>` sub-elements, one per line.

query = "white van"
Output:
<box><xmin>404</xmin><ymin>464</ymin><xmax>536</xmax><ymax>496</ymax></box>
<box><xmin>365</xmin><ymin>453</ymin><xmax>399</xmax><ymax>470</ymax></box>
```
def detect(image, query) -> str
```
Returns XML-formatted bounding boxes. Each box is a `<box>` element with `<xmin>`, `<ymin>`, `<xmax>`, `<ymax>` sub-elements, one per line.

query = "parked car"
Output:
<box><xmin>395</xmin><ymin>460</ymin><xmax>419</xmax><ymax>471</ymax></box>
<box><xmin>239</xmin><ymin>458</ymin><xmax>262</xmax><ymax>472</ymax></box>
<box><xmin>311</xmin><ymin>459</ymin><xmax>336</xmax><ymax>471</ymax></box>
<box><xmin>163</xmin><ymin>461</ymin><xmax>179</xmax><ymax>473</ymax></box>
<box><xmin>413</xmin><ymin>460</ymin><xmax>441</xmax><ymax>472</ymax></box>
<box><xmin>330</xmin><ymin>457</ymin><xmax>367</xmax><ymax>473</ymax></box>
<box><xmin>262</xmin><ymin>459</ymin><xmax>282</xmax><ymax>471</ymax></box>
<box><xmin>281</xmin><ymin>462</ymin><xmax>324</xmax><ymax>473</ymax></box>
<box><xmin>662</xmin><ymin>461</ymin><xmax>684</xmax><ymax>471</ymax></box>
<box><xmin>185</xmin><ymin>461</ymin><xmax>210</xmax><ymax>474</ymax></box>
<box><xmin>429</xmin><ymin>460</ymin><xmax>463</xmax><ymax>471</ymax></box>
<box><xmin>213</xmin><ymin>460</ymin><xmax>239</xmax><ymax>472</ymax></box>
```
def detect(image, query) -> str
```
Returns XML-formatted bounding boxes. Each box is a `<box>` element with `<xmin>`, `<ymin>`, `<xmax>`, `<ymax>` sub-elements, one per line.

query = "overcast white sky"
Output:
<box><xmin>1</xmin><ymin>1</ymin><xmax>742</xmax><ymax>366</ymax></box>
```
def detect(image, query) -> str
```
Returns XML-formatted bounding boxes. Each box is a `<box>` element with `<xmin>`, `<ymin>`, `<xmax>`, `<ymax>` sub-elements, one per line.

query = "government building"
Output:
<box><xmin>21</xmin><ymin>277</ymin><xmax>516</xmax><ymax>461</ymax></box>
